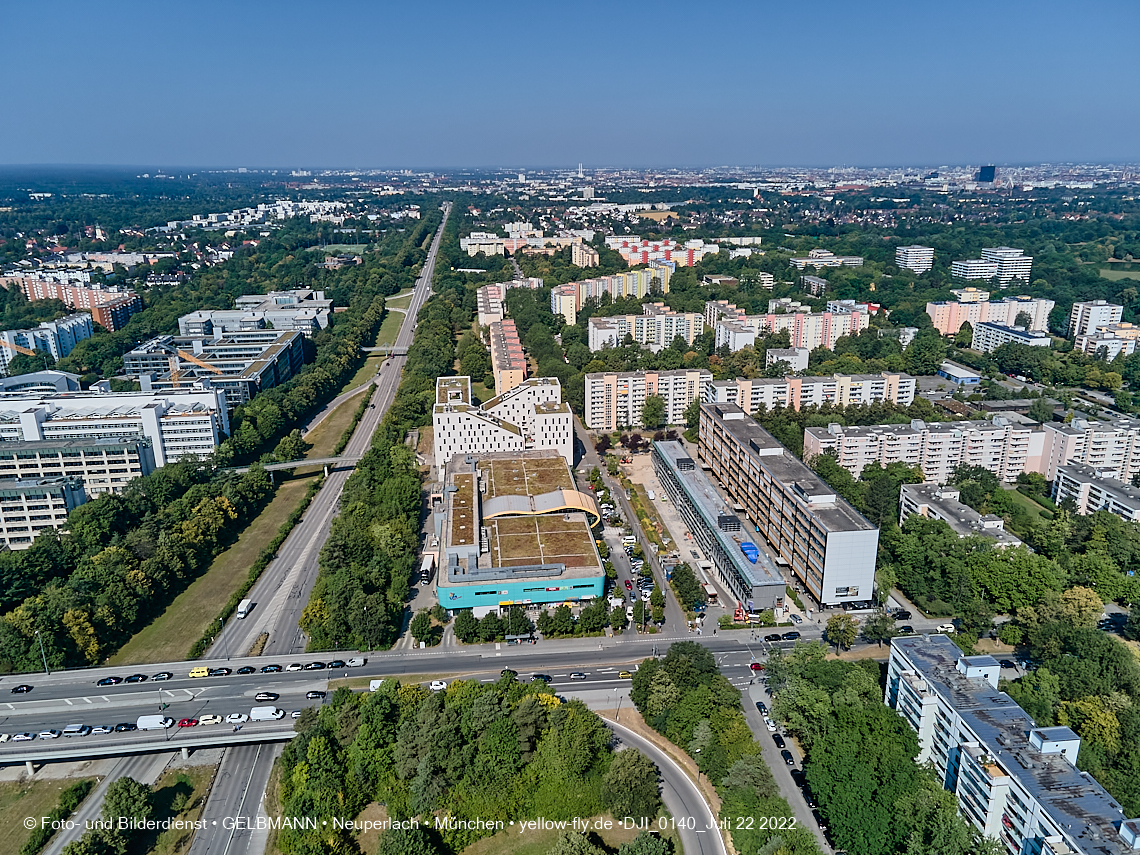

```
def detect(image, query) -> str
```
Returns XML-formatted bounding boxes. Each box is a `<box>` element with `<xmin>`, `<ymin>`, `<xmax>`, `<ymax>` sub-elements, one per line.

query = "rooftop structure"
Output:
<box><xmin>489</xmin><ymin>319</ymin><xmax>527</xmax><ymax>395</ymax></box>
<box><xmin>699</xmin><ymin>403</ymin><xmax>878</xmax><ymax>606</ymax></box>
<box><xmin>653</xmin><ymin>440</ymin><xmax>786</xmax><ymax>610</ymax></box>
<box><xmin>938</xmin><ymin>361</ymin><xmax>983</xmax><ymax>385</ymax></box>
<box><xmin>887</xmin><ymin>635</ymin><xmax>1140</xmax><ymax>855</ymax></box>
<box><xmin>178</xmin><ymin>288</ymin><xmax>332</xmax><ymax>337</ymax></box>
<box><xmin>900</xmin><ymin>483</ymin><xmax>1023</xmax><ymax>547</ymax></box>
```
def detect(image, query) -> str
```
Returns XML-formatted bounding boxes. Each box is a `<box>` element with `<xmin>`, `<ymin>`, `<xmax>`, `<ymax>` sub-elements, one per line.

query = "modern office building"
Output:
<box><xmin>436</xmin><ymin>451</ymin><xmax>603</xmax><ymax>617</ymax></box>
<box><xmin>178</xmin><ymin>289</ymin><xmax>332</xmax><ymax>337</ymax></box>
<box><xmin>0</xmin><ymin>437</ymin><xmax>155</xmax><ymax>496</ymax></box>
<box><xmin>895</xmin><ymin>245</ymin><xmax>935</xmax><ymax>273</ymax></box>
<box><xmin>587</xmin><ymin>303</ymin><xmax>704</xmax><ymax>353</ymax></box>
<box><xmin>1069</xmin><ymin>300</ymin><xmax>1124</xmax><ymax>337</ymax></box>
<box><xmin>887</xmin><ymin>634</ymin><xmax>1140</xmax><ymax>855</ymax></box>
<box><xmin>899</xmin><ymin>483</ymin><xmax>1023</xmax><ymax>547</ymax></box>
<box><xmin>549</xmin><ymin>263</ymin><xmax>674</xmax><ymax>325</ymax></box>
<box><xmin>789</xmin><ymin>249</ymin><xmax>864</xmax><ymax>269</ymax></box>
<box><xmin>702</xmin><ymin>372</ymin><xmax>916</xmax><ymax>413</ymax></box>
<box><xmin>971</xmin><ymin>322</ymin><xmax>1052</xmax><ymax>354</ymax></box>
<box><xmin>0</xmin><ymin>371</ymin><xmax>81</xmax><ymax>395</ymax></box>
<box><xmin>698</xmin><ymin>403</ymin><xmax>878</xmax><ymax>607</ymax></box>
<box><xmin>1052</xmin><ymin>463</ymin><xmax>1140</xmax><ymax>522</ymax></box>
<box><xmin>804</xmin><ymin>418</ymin><xmax>1045</xmax><ymax>483</ymax></box>
<box><xmin>0</xmin><ymin>387</ymin><xmax>229</xmax><ymax>467</ymax></box>
<box><xmin>765</xmin><ymin>347</ymin><xmax>810</xmax><ymax>373</ymax></box>
<box><xmin>584</xmin><ymin>369</ymin><xmax>710</xmax><ymax>431</ymax></box>
<box><xmin>653</xmin><ymin>440</ymin><xmax>786</xmax><ymax>610</ymax></box>
<box><xmin>125</xmin><ymin>330</ymin><xmax>306</xmax><ymax>411</ymax></box>
<box><xmin>571</xmin><ymin>242</ymin><xmax>600</xmax><ymax>268</ymax></box>
<box><xmin>476</xmin><ymin>284</ymin><xmax>506</xmax><ymax>327</ymax></box>
<box><xmin>432</xmin><ymin>376</ymin><xmax>573</xmax><ymax>475</ymax></box>
<box><xmin>926</xmin><ymin>295</ymin><xmax>1054</xmax><ymax>336</ymax></box>
<box><xmin>0</xmin><ymin>314</ymin><xmax>94</xmax><ymax>373</ymax></box>
<box><xmin>488</xmin><ymin>319</ymin><xmax>527</xmax><ymax>395</ymax></box>
<box><xmin>0</xmin><ymin>476</ymin><xmax>87</xmax><ymax>550</ymax></box>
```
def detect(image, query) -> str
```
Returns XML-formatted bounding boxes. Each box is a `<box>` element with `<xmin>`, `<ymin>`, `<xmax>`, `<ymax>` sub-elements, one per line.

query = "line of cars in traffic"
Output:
<box><xmin>755</xmin><ymin>700</ymin><xmax>828</xmax><ymax>838</ymax></box>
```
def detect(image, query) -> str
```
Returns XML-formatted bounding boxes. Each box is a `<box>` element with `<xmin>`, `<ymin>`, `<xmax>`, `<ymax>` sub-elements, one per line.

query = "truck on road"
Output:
<box><xmin>250</xmin><ymin>706</ymin><xmax>285</xmax><ymax>721</ymax></box>
<box><xmin>137</xmin><ymin>715</ymin><xmax>174</xmax><ymax>731</ymax></box>
<box><xmin>236</xmin><ymin>598</ymin><xmax>253</xmax><ymax>619</ymax></box>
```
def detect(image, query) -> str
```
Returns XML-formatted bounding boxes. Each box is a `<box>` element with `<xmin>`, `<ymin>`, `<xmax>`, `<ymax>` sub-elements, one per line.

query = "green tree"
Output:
<box><xmin>954</xmin><ymin>322</ymin><xmax>973</xmax><ymax>349</ymax></box>
<box><xmin>272</xmin><ymin>429</ymin><xmax>310</xmax><ymax>462</ymax></box>
<box><xmin>825</xmin><ymin>613</ymin><xmax>859</xmax><ymax>652</ymax></box>
<box><xmin>5</xmin><ymin>350</ymin><xmax>56</xmax><ymax>376</ymax></box>
<box><xmin>547</xmin><ymin>834</ymin><xmax>607</xmax><ymax>855</ymax></box>
<box><xmin>602</xmin><ymin>747</ymin><xmax>662</xmax><ymax>820</ymax></box>
<box><xmin>641</xmin><ymin>395</ymin><xmax>666</xmax><ymax>429</ymax></box>
<box><xmin>1028</xmin><ymin>397</ymin><xmax>1055</xmax><ymax>424</ymax></box>
<box><xmin>477</xmin><ymin>612</ymin><xmax>503</xmax><ymax>642</ymax></box>
<box><xmin>862</xmin><ymin>612</ymin><xmax>897</xmax><ymax>648</ymax></box>
<box><xmin>376</xmin><ymin>825</ymin><xmax>446</xmax><ymax>855</ymax></box>
<box><xmin>683</xmin><ymin>398</ymin><xmax>702</xmax><ymax>431</ymax></box>
<box><xmin>454</xmin><ymin>610</ymin><xmax>478</xmax><ymax>643</ymax></box>
<box><xmin>617</xmin><ymin>832</ymin><xmax>673</xmax><ymax>855</ymax></box>
<box><xmin>409</xmin><ymin>610</ymin><xmax>435</xmax><ymax>645</ymax></box>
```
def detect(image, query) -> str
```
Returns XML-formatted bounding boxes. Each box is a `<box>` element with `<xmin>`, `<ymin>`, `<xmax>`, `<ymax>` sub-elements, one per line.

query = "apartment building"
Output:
<box><xmin>178</xmin><ymin>289</ymin><xmax>333</xmax><ymax>337</ymax></box>
<box><xmin>587</xmin><ymin>303</ymin><xmax>704</xmax><ymax>353</ymax></box>
<box><xmin>1069</xmin><ymin>300</ymin><xmax>1124</xmax><ymax>337</ymax></box>
<box><xmin>584</xmin><ymin>369</ymin><xmax>710</xmax><ymax>431</ymax></box>
<box><xmin>489</xmin><ymin>319</ymin><xmax>527</xmax><ymax>395</ymax></box>
<box><xmin>951</xmin><ymin>287</ymin><xmax>991</xmax><ymax>303</ymax></box>
<box><xmin>951</xmin><ymin>259</ymin><xmax>1000</xmax><ymax>281</ymax></box>
<box><xmin>981</xmin><ymin>246</ymin><xmax>1033</xmax><ymax>284</ymax></box>
<box><xmin>571</xmin><ymin>242</ymin><xmax>599</xmax><ymax>268</ymax></box>
<box><xmin>804</xmin><ymin>418</ymin><xmax>1044</xmax><ymax>484</ymax></box>
<box><xmin>789</xmin><ymin>249</ymin><xmax>864</xmax><ymax>269</ymax></box>
<box><xmin>887</xmin><ymin>635</ymin><xmax>1140</xmax><ymax>855</ymax></box>
<box><xmin>604</xmin><ymin>236</ymin><xmax>720</xmax><ymax>267</ymax></box>
<box><xmin>125</xmin><ymin>330</ymin><xmax>306</xmax><ymax>411</ymax></box>
<box><xmin>1052</xmin><ymin>463</ymin><xmax>1140</xmax><ymax>521</ymax></box>
<box><xmin>899</xmin><ymin>483</ymin><xmax>1023</xmax><ymax>547</ymax></box>
<box><xmin>701</xmin><ymin>371</ymin><xmax>916</xmax><ymax>414</ymax></box>
<box><xmin>698</xmin><ymin>403</ymin><xmax>878</xmax><ymax>607</ymax></box>
<box><xmin>971</xmin><ymin>322</ymin><xmax>1051</xmax><ymax>354</ymax></box>
<box><xmin>895</xmin><ymin>244</ymin><xmax>934</xmax><ymax>273</ymax></box>
<box><xmin>6</xmin><ymin>276</ymin><xmax>144</xmax><ymax>332</ymax></box>
<box><xmin>801</xmin><ymin>275</ymin><xmax>828</xmax><ymax>296</ymax></box>
<box><xmin>653</xmin><ymin>440</ymin><xmax>786</xmax><ymax>610</ymax></box>
<box><xmin>1074</xmin><ymin>332</ymin><xmax>1136</xmax><ymax>360</ymax></box>
<box><xmin>926</xmin><ymin>295</ymin><xmax>1055</xmax><ymax>336</ymax></box>
<box><xmin>476</xmin><ymin>284</ymin><xmax>505</xmax><ymax>327</ymax></box>
<box><xmin>0</xmin><ymin>437</ymin><xmax>155</xmax><ymax>496</ymax></box>
<box><xmin>706</xmin><ymin>299</ymin><xmax>871</xmax><ymax>353</ymax></box>
<box><xmin>548</xmin><ymin>263</ymin><xmax>674</xmax><ymax>326</ymax></box>
<box><xmin>432</xmin><ymin>376</ymin><xmax>573</xmax><ymax>474</ymax></box>
<box><xmin>0</xmin><ymin>314</ymin><xmax>94</xmax><ymax>373</ymax></box>
<box><xmin>765</xmin><ymin>347</ymin><xmax>809</xmax><ymax>373</ymax></box>
<box><xmin>0</xmin><ymin>476</ymin><xmax>87</xmax><ymax>550</ymax></box>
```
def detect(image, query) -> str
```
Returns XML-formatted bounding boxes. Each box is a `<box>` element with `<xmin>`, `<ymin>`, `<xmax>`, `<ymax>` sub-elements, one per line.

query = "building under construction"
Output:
<box><xmin>122</xmin><ymin>330</ymin><xmax>307</xmax><ymax>410</ymax></box>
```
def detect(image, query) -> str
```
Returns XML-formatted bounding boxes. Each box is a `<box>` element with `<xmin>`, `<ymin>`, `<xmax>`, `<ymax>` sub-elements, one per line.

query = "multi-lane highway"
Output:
<box><xmin>209</xmin><ymin>201</ymin><xmax>450</xmax><ymax>660</ymax></box>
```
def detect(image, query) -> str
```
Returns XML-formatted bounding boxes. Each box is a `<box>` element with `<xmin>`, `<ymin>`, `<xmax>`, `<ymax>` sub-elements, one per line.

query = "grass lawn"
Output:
<box><xmin>304</xmin><ymin>389</ymin><xmax>369</xmax><ymax>459</ymax></box>
<box><xmin>340</xmin><ymin>355</ymin><xmax>384</xmax><ymax>393</ymax></box>
<box><xmin>109</xmin><ymin>473</ymin><xmax>319</xmax><ymax>665</ymax></box>
<box><xmin>461</xmin><ymin>815</ymin><xmax>670</xmax><ymax>855</ymax></box>
<box><xmin>0</xmin><ymin>779</ymin><xmax>96</xmax><ymax>855</ymax></box>
<box><xmin>1000</xmin><ymin>486</ymin><xmax>1048</xmax><ymax>527</ymax></box>
<box><xmin>1098</xmin><ymin>267</ymin><xmax>1140</xmax><ymax>281</ymax></box>
<box><xmin>386</xmin><ymin>289</ymin><xmax>414</xmax><ymax>304</ymax></box>
<box><xmin>471</xmin><ymin>379</ymin><xmax>494</xmax><ymax>405</ymax></box>
<box><xmin>374</xmin><ymin>310</ymin><xmax>404</xmax><ymax>347</ymax></box>
<box><xmin>137</xmin><ymin>766</ymin><xmax>215</xmax><ymax>855</ymax></box>
<box><xmin>317</xmin><ymin>244</ymin><xmax>369</xmax><ymax>255</ymax></box>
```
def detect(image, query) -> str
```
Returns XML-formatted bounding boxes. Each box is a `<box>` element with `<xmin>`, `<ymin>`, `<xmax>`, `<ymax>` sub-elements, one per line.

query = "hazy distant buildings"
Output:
<box><xmin>895</xmin><ymin>245</ymin><xmax>934</xmax><ymax>273</ymax></box>
<box><xmin>789</xmin><ymin>249</ymin><xmax>864</xmax><ymax>270</ymax></box>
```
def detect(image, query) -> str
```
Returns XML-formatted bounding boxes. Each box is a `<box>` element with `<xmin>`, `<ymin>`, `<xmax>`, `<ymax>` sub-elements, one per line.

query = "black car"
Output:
<box><xmin>780</xmin><ymin>749</ymin><xmax>796</xmax><ymax>767</ymax></box>
<box><xmin>327</xmin><ymin>660</ymin><xmax>346</xmax><ymax>669</ymax></box>
<box><xmin>812</xmin><ymin>810</ymin><xmax>827</xmax><ymax>831</ymax></box>
<box><xmin>501</xmin><ymin>669</ymin><xmax>518</xmax><ymax>679</ymax></box>
<box><xmin>893</xmin><ymin>610</ymin><xmax>912</xmax><ymax>621</ymax></box>
<box><xmin>790</xmin><ymin>769</ymin><xmax>806</xmax><ymax>788</ymax></box>
<box><xmin>10</xmin><ymin>684</ymin><xmax>32</xmax><ymax>694</ymax></box>
<box><xmin>152</xmin><ymin>672</ymin><xmax>173</xmax><ymax>681</ymax></box>
<box><xmin>772</xmin><ymin>733</ymin><xmax>786</xmax><ymax>749</ymax></box>
<box><xmin>781</xmin><ymin>631</ymin><xmax>801</xmax><ymax>641</ymax></box>
<box><xmin>125</xmin><ymin>674</ymin><xmax>148</xmax><ymax>683</ymax></box>
<box><xmin>96</xmin><ymin>676</ymin><xmax>122</xmax><ymax>686</ymax></box>
<box><xmin>254</xmin><ymin>692</ymin><xmax>279</xmax><ymax>702</ymax></box>
<box><xmin>303</xmin><ymin>662</ymin><xmax>326</xmax><ymax>671</ymax></box>
<box><xmin>260</xmin><ymin>664</ymin><xmax>282</xmax><ymax>673</ymax></box>
<box><xmin>236</xmin><ymin>666</ymin><xmax>256</xmax><ymax>675</ymax></box>
<box><xmin>306</xmin><ymin>690</ymin><xmax>327</xmax><ymax>700</ymax></box>
<box><xmin>114</xmin><ymin>722</ymin><xmax>137</xmax><ymax>732</ymax></box>
<box><xmin>208</xmin><ymin>667</ymin><xmax>231</xmax><ymax>677</ymax></box>
<box><xmin>999</xmin><ymin>659</ymin><xmax>1017</xmax><ymax>669</ymax></box>
<box><xmin>764</xmin><ymin>633</ymin><xmax>782</xmax><ymax>642</ymax></box>
<box><xmin>531</xmin><ymin>674</ymin><xmax>552</xmax><ymax>683</ymax></box>
<box><xmin>803</xmin><ymin>787</ymin><xmax>818</xmax><ymax>809</ymax></box>
<box><xmin>756</xmin><ymin>701</ymin><xmax>768</xmax><ymax>715</ymax></box>
<box><xmin>897</xmin><ymin>625</ymin><xmax>915</xmax><ymax>635</ymax></box>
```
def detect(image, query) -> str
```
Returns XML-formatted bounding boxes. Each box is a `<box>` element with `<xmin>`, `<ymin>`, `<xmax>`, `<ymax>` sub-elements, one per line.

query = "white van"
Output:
<box><xmin>250</xmin><ymin>706</ymin><xmax>285</xmax><ymax>721</ymax></box>
<box><xmin>236</xmin><ymin>598</ymin><xmax>253</xmax><ymax>619</ymax></box>
<box><xmin>347</xmin><ymin>657</ymin><xmax>366</xmax><ymax>667</ymax></box>
<box><xmin>137</xmin><ymin>715</ymin><xmax>174</xmax><ymax>731</ymax></box>
<box><xmin>622</xmin><ymin>536</ymin><xmax>637</xmax><ymax>545</ymax></box>
<box><xmin>63</xmin><ymin>724</ymin><xmax>91</xmax><ymax>737</ymax></box>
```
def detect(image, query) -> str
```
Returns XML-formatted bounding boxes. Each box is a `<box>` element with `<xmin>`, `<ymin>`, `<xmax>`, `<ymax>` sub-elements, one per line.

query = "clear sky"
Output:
<box><xmin>3</xmin><ymin>0</ymin><xmax>1137</xmax><ymax>169</ymax></box>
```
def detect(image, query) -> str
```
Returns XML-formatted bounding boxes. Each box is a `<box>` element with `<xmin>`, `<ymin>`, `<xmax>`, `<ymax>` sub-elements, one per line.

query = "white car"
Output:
<box><xmin>199</xmin><ymin>715</ymin><xmax>224</xmax><ymax>726</ymax></box>
<box><xmin>286</xmin><ymin>663</ymin><xmax>304</xmax><ymax>672</ymax></box>
<box><xmin>936</xmin><ymin>624</ymin><xmax>956</xmax><ymax>633</ymax></box>
<box><xmin>12</xmin><ymin>732</ymin><xmax>35</xmax><ymax>742</ymax></box>
<box><xmin>764</xmin><ymin>718</ymin><xmax>777</xmax><ymax>733</ymax></box>
<box><xmin>226</xmin><ymin>713</ymin><xmax>249</xmax><ymax>724</ymax></box>
<box><xmin>0</xmin><ymin>733</ymin><xmax>9</xmax><ymax>742</ymax></box>
<box><xmin>38</xmin><ymin>729</ymin><xmax>62</xmax><ymax>740</ymax></box>
<box><xmin>429</xmin><ymin>680</ymin><xmax>447</xmax><ymax>691</ymax></box>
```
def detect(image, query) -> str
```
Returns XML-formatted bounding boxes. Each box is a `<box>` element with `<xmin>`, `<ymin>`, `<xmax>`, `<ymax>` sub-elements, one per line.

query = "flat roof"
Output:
<box><xmin>436</xmin><ymin>376</ymin><xmax>472</xmax><ymax>406</ymax></box>
<box><xmin>900</xmin><ymin>483</ymin><xmax>1023</xmax><ymax>547</ymax></box>
<box><xmin>0</xmin><ymin>436</ymin><xmax>151</xmax><ymax>455</ymax></box>
<box><xmin>480</xmin><ymin>452</ymin><xmax>574</xmax><ymax>499</ymax></box>
<box><xmin>703</xmin><ymin>405</ymin><xmax>875</xmax><ymax>534</ymax></box>
<box><xmin>893</xmin><ymin>635</ymin><xmax>1136</xmax><ymax>854</ymax></box>
<box><xmin>654</xmin><ymin>440</ymin><xmax>783</xmax><ymax>588</ymax></box>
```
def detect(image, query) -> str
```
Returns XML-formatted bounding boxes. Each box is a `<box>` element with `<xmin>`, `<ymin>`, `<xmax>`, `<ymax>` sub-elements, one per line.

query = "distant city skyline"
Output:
<box><xmin>2</xmin><ymin>0</ymin><xmax>1138</xmax><ymax>168</ymax></box>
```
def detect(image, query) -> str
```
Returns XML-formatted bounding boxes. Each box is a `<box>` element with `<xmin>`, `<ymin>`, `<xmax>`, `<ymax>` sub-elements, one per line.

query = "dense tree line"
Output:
<box><xmin>630</xmin><ymin>642</ymin><xmax>822</xmax><ymax>855</ymax></box>
<box><xmin>276</xmin><ymin>680</ymin><xmax>658</xmax><ymax>855</ymax></box>
<box><xmin>768</xmin><ymin>643</ymin><xmax>999</xmax><ymax>855</ymax></box>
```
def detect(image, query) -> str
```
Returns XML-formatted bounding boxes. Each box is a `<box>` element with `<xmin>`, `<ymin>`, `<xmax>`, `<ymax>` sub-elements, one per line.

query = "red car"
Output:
<box><xmin>750</xmin><ymin>662</ymin><xmax>765</xmax><ymax>671</ymax></box>
<box><xmin>177</xmin><ymin>718</ymin><xmax>198</xmax><ymax>728</ymax></box>
<box><xmin>624</xmin><ymin>580</ymin><xmax>633</xmax><ymax>590</ymax></box>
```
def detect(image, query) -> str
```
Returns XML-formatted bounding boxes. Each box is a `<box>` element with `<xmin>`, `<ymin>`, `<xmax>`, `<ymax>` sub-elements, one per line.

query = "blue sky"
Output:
<box><xmin>3</xmin><ymin>0</ymin><xmax>1137</xmax><ymax>168</ymax></box>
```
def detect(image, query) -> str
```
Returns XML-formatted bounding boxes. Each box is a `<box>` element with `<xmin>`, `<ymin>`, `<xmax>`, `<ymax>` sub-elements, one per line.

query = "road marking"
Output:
<box><xmin>64</xmin><ymin>699</ymin><xmax>73</xmax><ymax>705</ymax></box>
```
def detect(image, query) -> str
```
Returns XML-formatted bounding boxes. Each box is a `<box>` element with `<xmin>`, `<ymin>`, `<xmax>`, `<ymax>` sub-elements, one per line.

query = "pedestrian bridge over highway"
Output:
<box><xmin>226</xmin><ymin>455</ymin><xmax>363</xmax><ymax>475</ymax></box>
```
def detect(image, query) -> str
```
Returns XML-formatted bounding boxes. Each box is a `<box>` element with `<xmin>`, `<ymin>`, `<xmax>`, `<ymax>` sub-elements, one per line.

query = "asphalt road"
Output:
<box><xmin>208</xmin><ymin>200</ymin><xmax>450</xmax><ymax>661</ymax></box>
<box><xmin>187</xmin><ymin>744</ymin><xmax>281</xmax><ymax>855</ymax></box>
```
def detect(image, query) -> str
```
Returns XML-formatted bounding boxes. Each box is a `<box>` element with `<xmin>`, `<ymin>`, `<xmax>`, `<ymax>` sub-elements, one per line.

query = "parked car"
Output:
<box><xmin>91</xmin><ymin>725</ymin><xmax>115</xmax><ymax>735</ymax></box>
<box><xmin>765</xmin><ymin>718</ymin><xmax>777</xmax><ymax>732</ymax></box>
<box><xmin>936</xmin><ymin>624</ymin><xmax>956</xmax><ymax>633</ymax></box>
<box><xmin>152</xmin><ymin>672</ymin><xmax>173</xmax><ymax>681</ymax></box>
<box><xmin>327</xmin><ymin>660</ymin><xmax>346</xmax><ymax>669</ymax></box>
<box><xmin>12</xmin><ymin>732</ymin><xmax>36</xmax><ymax>741</ymax></box>
<box><xmin>303</xmin><ymin>662</ymin><xmax>326</xmax><ymax>671</ymax></box>
<box><xmin>756</xmin><ymin>701</ymin><xmax>768</xmax><ymax>715</ymax></box>
<box><xmin>788</xmin><ymin>613</ymin><xmax>803</xmax><ymax>624</ymax></box>
<box><xmin>290</xmin><ymin>710</ymin><xmax>303</xmax><ymax>718</ymax></box>
<box><xmin>999</xmin><ymin>659</ymin><xmax>1018</xmax><ymax>669</ymax></box>
<box><xmin>286</xmin><ymin>664</ymin><xmax>303</xmax><ymax>672</ymax></box>
<box><xmin>208</xmin><ymin>668</ymin><xmax>231</xmax><ymax>677</ymax></box>
<box><xmin>254</xmin><ymin>692</ymin><xmax>279</xmax><ymax>702</ymax></box>
<box><xmin>500</xmin><ymin>669</ymin><xmax>518</xmax><ymax>679</ymax></box>
<box><xmin>897</xmin><ymin>625</ymin><xmax>915</xmax><ymax>635</ymax></box>
<box><xmin>236</xmin><ymin>666</ymin><xmax>256</xmax><ymax>675</ymax></box>
<box><xmin>125</xmin><ymin>674</ymin><xmax>148</xmax><ymax>683</ymax></box>
<box><xmin>750</xmin><ymin>662</ymin><xmax>764</xmax><ymax>671</ymax></box>
<box><xmin>790</xmin><ymin>769</ymin><xmax>806</xmax><ymax>788</ymax></box>
<box><xmin>624</xmin><ymin>580</ymin><xmax>633</xmax><ymax>590</ymax></box>
<box><xmin>894</xmin><ymin>610</ymin><xmax>912</xmax><ymax>621</ymax></box>
<box><xmin>429</xmin><ymin>680</ymin><xmax>447</xmax><ymax>691</ymax></box>
<box><xmin>772</xmin><ymin>733</ymin><xmax>786</xmax><ymax>749</ymax></box>
<box><xmin>780</xmin><ymin>749</ymin><xmax>796</xmax><ymax>767</ymax></box>
<box><xmin>114</xmin><ymin>723</ymin><xmax>137</xmax><ymax>732</ymax></box>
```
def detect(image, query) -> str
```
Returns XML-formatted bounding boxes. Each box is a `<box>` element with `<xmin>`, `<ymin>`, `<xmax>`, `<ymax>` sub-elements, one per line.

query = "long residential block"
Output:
<box><xmin>0</xmin><ymin>476</ymin><xmax>87</xmax><ymax>550</ymax></box>
<box><xmin>1052</xmin><ymin>463</ymin><xmax>1140</xmax><ymax>522</ymax></box>
<box><xmin>703</xmin><ymin>372</ymin><xmax>915</xmax><ymax>413</ymax></box>
<box><xmin>0</xmin><ymin>437</ymin><xmax>155</xmax><ymax>497</ymax></box>
<box><xmin>489</xmin><ymin>319</ymin><xmax>527</xmax><ymax>395</ymax></box>
<box><xmin>584</xmin><ymin>369</ymin><xmax>710</xmax><ymax>432</ymax></box>
<box><xmin>899</xmin><ymin>483</ymin><xmax>1023</xmax><ymax>547</ymax></box>
<box><xmin>549</xmin><ymin>263</ymin><xmax>673</xmax><ymax>325</ymax></box>
<box><xmin>699</xmin><ymin>403</ymin><xmax>878</xmax><ymax>607</ymax></box>
<box><xmin>926</xmin><ymin>295</ymin><xmax>1054</xmax><ymax>336</ymax></box>
<box><xmin>587</xmin><ymin>303</ymin><xmax>704</xmax><ymax>353</ymax></box>
<box><xmin>887</xmin><ymin>635</ymin><xmax>1140</xmax><ymax>855</ymax></box>
<box><xmin>0</xmin><ymin>313</ymin><xmax>94</xmax><ymax>374</ymax></box>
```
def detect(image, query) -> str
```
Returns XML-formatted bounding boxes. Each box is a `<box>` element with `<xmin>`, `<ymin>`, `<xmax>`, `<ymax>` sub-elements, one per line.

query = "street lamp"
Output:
<box><xmin>694</xmin><ymin>747</ymin><xmax>702</xmax><ymax>784</ymax></box>
<box><xmin>34</xmin><ymin>631</ymin><xmax>49</xmax><ymax>675</ymax></box>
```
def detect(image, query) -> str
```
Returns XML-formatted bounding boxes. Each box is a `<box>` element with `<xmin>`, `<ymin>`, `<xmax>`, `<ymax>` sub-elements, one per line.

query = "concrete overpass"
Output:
<box><xmin>225</xmin><ymin>455</ymin><xmax>363</xmax><ymax>475</ymax></box>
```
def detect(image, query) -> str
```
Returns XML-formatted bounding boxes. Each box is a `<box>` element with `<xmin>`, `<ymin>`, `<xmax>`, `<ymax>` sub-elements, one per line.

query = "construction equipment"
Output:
<box><xmin>175</xmin><ymin>348</ymin><xmax>224</xmax><ymax>374</ymax></box>
<box><xmin>0</xmin><ymin>339</ymin><xmax>39</xmax><ymax>358</ymax></box>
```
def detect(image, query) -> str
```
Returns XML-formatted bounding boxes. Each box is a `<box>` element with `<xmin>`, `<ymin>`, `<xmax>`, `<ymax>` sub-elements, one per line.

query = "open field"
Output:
<box><xmin>1001</xmin><ymin>485</ymin><xmax>1049</xmax><ymax>528</ymax></box>
<box><xmin>109</xmin><ymin>474</ymin><xmax>318</xmax><ymax>665</ymax></box>
<box><xmin>373</xmin><ymin>309</ymin><xmax>403</xmax><ymax>346</ymax></box>
<box><xmin>304</xmin><ymin>389</ymin><xmax>369</xmax><ymax>459</ymax></box>
<box><xmin>1098</xmin><ymin>267</ymin><xmax>1140</xmax><ymax>281</ymax></box>
<box><xmin>485</xmin><ymin>456</ymin><xmax>573</xmax><ymax>498</ymax></box>
<box><xmin>139</xmin><ymin>766</ymin><xmax>216</xmax><ymax>855</ymax></box>
<box><xmin>490</xmin><ymin>515</ymin><xmax>597</xmax><ymax>567</ymax></box>
<box><xmin>0</xmin><ymin>779</ymin><xmax>95</xmax><ymax>855</ymax></box>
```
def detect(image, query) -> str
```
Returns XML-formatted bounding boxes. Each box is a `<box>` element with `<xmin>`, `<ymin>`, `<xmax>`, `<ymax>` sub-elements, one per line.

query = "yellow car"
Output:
<box><xmin>188</xmin><ymin>667</ymin><xmax>209</xmax><ymax>678</ymax></box>
<box><xmin>618</xmin><ymin>671</ymin><xmax>633</xmax><ymax>679</ymax></box>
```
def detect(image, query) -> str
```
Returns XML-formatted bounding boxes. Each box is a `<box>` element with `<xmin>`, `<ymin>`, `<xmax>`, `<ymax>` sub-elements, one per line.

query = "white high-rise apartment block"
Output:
<box><xmin>587</xmin><ymin>304</ymin><xmax>704</xmax><ymax>353</ymax></box>
<box><xmin>895</xmin><ymin>245</ymin><xmax>934</xmax><ymax>273</ymax></box>
<box><xmin>970</xmin><ymin>322</ymin><xmax>1051</xmax><ymax>353</ymax></box>
<box><xmin>1053</xmin><ymin>463</ymin><xmax>1140</xmax><ymax>522</ymax></box>
<box><xmin>981</xmin><ymin>246</ymin><xmax>1033</xmax><ymax>284</ymax></box>
<box><xmin>703</xmin><ymin>372</ymin><xmax>915</xmax><ymax>413</ymax></box>
<box><xmin>584</xmin><ymin>369</ymin><xmax>710</xmax><ymax>431</ymax></box>
<box><xmin>0</xmin><ymin>313</ymin><xmax>94</xmax><ymax>373</ymax></box>
<box><xmin>887</xmin><ymin>635</ymin><xmax>1140</xmax><ymax>855</ymax></box>
<box><xmin>951</xmin><ymin>258</ymin><xmax>1000</xmax><ymax>281</ymax></box>
<box><xmin>1069</xmin><ymin>300</ymin><xmax>1123</xmax><ymax>337</ymax></box>
<box><xmin>432</xmin><ymin>376</ymin><xmax>573</xmax><ymax>474</ymax></box>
